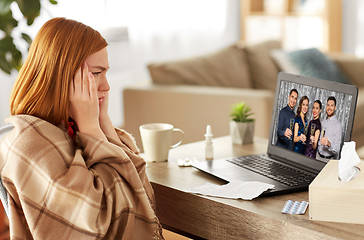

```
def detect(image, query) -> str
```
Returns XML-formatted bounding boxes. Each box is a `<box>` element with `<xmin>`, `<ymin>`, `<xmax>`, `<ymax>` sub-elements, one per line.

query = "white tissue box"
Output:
<box><xmin>309</xmin><ymin>160</ymin><xmax>364</xmax><ymax>224</ymax></box>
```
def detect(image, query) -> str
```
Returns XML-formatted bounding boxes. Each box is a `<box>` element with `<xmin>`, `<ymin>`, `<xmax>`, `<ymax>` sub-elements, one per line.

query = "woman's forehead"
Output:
<box><xmin>86</xmin><ymin>48</ymin><xmax>109</xmax><ymax>68</ymax></box>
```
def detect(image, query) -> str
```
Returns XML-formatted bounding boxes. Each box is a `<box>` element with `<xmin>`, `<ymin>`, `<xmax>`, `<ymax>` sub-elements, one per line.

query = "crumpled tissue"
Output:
<box><xmin>186</xmin><ymin>180</ymin><xmax>274</xmax><ymax>200</ymax></box>
<box><xmin>338</xmin><ymin>141</ymin><xmax>361</xmax><ymax>182</ymax></box>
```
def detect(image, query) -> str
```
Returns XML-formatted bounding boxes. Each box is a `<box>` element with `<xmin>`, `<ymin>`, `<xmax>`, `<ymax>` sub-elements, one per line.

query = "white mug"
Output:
<box><xmin>139</xmin><ymin>123</ymin><xmax>184</xmax><ymax>162</ymax></box>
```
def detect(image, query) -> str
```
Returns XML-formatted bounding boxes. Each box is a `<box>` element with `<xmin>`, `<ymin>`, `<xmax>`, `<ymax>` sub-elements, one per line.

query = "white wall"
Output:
<box><xmin>342</xmin><ymin>0</ymin><xmax>357</xmax><ymax>54</ymax></box>
<box><xmin>342</xmin><ymin>0</ymin><xmax>364</xmax><ymax>56</ymax></box>
<box><xmin>0</xmin><ymin>71</ymin><xmax>16</xmax><ymax>127</ymax></box>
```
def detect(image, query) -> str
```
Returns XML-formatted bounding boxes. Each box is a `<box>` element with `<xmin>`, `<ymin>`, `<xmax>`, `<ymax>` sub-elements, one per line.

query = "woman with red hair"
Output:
<box><xmin>0</xmin><ymin>18</ymin><xmax>163</xmax><ymax>240</ymax></box>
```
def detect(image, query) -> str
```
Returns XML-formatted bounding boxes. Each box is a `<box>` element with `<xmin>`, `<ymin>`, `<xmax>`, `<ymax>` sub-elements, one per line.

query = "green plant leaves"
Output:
<box><xmin>0</xmin><ymin>36</ymin><xmax>22</xmax><ymax>74</ymax></box>
<box><xmin>0</xmin><ymin>0</ymin><xmax>14</xmax><ymax>14</ymax></box>
<box><xmin>15</xmin><ymin>0</ymin><xmax>41</xmax><ymax>26</ymax></box>
<box><xmin>21</xmin><ymin>33</ymin><xmax>32</xmax><ymax>46</ymax></box>
<box><xmin>0</xmin><ymin>0</ymin><xmax>57</xmax><ymax>74</ymax></box>
<box><xmin>230</xmin><ymin>102</ymin><xmax>254</xmax><ymax>123</ymax></box>
<box><xmin>0</xmin><ymin>8</ymin><xmax>17</xmax><ymax>35</ymax></box>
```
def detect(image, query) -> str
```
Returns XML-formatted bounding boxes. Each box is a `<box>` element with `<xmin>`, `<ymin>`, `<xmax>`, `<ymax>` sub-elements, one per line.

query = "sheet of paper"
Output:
<box><xmin>186</xmin><ymin>180</ymin><xmax>275</xmax><ymax>200</ymax></box>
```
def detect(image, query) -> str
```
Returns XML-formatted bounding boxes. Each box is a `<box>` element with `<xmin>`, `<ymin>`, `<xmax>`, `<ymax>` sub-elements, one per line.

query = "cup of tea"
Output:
<box><xmin>139</xmin><ymin>123</ymin><xmax>184</xmax><ymax>162</ymax></box>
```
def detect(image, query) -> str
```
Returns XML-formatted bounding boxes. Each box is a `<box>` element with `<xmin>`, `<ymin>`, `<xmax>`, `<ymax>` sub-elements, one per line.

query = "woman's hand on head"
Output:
<box><xmin>69</xmin><ymin>62</ymin><xmax>107</xmax><ymax>141</ymax></box>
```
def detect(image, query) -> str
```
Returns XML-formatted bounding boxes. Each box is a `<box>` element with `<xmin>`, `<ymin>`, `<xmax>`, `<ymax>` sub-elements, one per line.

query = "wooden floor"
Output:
<box><xmin>163</xmin><ymin>229</ymin><xmax>190</xmax><ymax>240</ymax></box>
<box><xmin>0</xmin><ymin>218</ymin><xmax>186</xmax><ymax>240</ymax></box>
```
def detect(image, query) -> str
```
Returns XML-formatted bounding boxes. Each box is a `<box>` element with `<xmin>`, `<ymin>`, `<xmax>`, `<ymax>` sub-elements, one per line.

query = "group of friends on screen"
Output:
<box><xmin>276</xmin><ymin>89</ymin><xmax>342</xmax><ymax>162</ymax></box>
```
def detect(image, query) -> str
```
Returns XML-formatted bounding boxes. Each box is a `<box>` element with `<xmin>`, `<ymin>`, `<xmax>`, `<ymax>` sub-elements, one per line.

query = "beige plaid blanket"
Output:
<box><xmin>0</xmin><ymin>115</ymin><xmax>164</xmax><ymax>239</ymax></box>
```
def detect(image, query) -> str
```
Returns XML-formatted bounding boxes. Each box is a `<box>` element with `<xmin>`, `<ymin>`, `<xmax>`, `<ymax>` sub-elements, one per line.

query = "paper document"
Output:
<box><xmin>187</xmin><ymin>180</ymin><xmax>274</xmax><ymax>200</ymax></box>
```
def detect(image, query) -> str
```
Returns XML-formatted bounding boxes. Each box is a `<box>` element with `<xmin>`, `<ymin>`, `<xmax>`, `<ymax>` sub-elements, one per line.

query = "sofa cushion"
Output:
<box><xmin>244</xmin><ymin>40</ymin><xmax>282</xmax><ymax>91</ymax></box>
<box><xmin>147</xmin><ymin>43</ymin><xmax>252</xmax><ymax>88</ymax></box>
<box><xmin>270</xmin><ymin>48</ymin><xmax>352</xmax><ymax>85</ymax></box>
<box><xmin>328</xmin><ymin>52</ymin><xmax>364</xmax><ymax>88</ymax></box>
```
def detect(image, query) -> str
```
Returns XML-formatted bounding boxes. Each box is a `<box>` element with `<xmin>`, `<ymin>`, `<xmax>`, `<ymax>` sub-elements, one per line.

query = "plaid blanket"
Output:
<box><xmin>0</xmin><ymin>115</ymin><xmax>163</xmax><ymax>239</ymax></box>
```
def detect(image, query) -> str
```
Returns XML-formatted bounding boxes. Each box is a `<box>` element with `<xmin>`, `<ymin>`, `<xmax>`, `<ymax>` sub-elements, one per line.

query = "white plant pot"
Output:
<box><xmin>230</xmin><ymin>121</ymin><xmax>255</xmax><ymax>145</ymax></box>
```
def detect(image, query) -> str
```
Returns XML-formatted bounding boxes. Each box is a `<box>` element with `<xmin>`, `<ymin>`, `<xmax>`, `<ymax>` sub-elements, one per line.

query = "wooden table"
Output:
<box><xmin>145</xmin><ymin>136</ymin><xmax>364</xmax><ymax>240</ymax></box>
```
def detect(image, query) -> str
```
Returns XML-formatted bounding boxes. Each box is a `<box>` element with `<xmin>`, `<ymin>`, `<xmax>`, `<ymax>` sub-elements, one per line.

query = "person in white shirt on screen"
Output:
<box><xmin>316</xmin><ymin>96</ymin><xmax>342</xmax><ymax>162</ymax></box>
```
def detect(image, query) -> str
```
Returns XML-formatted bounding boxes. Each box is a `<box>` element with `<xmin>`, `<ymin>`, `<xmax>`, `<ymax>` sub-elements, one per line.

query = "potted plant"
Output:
<box><xmin>230</xmin><ymin>102</ymin><xmax>255</xmax><ymax>144</ymax></box>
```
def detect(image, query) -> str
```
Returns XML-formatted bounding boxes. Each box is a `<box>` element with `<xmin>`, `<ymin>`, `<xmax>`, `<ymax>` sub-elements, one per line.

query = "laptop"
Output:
<box><xmin>192</xmin><ymin>72</ymin><xmax>358</xmax><ymax>196</ymax></box>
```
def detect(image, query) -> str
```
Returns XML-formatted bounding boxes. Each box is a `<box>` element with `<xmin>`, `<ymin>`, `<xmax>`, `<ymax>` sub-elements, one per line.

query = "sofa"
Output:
<box><xmin>122</xmin><ymin>40</ymin><xmax>364</xmax><ymax>158</ymax></box>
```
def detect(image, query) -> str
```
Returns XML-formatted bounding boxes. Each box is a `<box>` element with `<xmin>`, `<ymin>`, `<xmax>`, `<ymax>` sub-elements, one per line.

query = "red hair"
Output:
<box><xmin>10</xmin><ymin>17</ymin><xmax>108</xmax><ymax>126</ymax></box>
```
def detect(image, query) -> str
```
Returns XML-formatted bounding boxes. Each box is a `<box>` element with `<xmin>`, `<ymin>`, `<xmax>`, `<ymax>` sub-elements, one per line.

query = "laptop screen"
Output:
<box><xmin>268</xmin><ymin>73</ymin><xmax>358</xmax><ymax>172</ymax></box>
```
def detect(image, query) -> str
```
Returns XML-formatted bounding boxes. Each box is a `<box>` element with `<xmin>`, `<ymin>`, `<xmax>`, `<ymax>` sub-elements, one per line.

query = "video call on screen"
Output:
<box><xmin>272</xmin><ymin>80</ymin><xmax>352</xmax><ymax>162</ymax></box>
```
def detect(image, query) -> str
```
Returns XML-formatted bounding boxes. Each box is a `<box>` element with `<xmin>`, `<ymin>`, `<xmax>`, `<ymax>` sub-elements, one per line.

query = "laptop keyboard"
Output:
<box><xmin>227</xmin><ymin>154</ymin><xmax>316</xmax><ymax>187</ymax></box>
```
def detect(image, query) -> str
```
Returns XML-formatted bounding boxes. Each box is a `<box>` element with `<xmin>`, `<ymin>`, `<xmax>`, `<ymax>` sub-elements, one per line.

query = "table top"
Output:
<box><xmin>146</xmin><ymin>136</ymin><xmax>364</xmax><ymax>240</ymax></box>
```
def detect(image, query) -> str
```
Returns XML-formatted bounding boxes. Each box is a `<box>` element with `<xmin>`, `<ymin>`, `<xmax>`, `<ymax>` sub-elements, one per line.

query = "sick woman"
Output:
<box><xmin>0</xmin><ymin>18</ymin><xmax>163</xmax><ymax>239</ymax></box>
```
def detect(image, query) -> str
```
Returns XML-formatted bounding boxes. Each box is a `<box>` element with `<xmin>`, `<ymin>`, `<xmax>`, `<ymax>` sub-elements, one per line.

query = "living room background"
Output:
<box><xmin>0</xmin><ymin>0</ymin><xmax>363</xmax><ymax>128</ymax></box>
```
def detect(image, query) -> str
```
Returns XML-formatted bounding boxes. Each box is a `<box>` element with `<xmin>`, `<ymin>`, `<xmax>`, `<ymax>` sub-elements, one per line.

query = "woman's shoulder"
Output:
<box><xmin>6</xmin><ymin>115</ymin><xmax>69</xmax><ymax>139</ymax></box>
<box><xmin>7</xmin><ymin>115</ymin><xmax>63</xmax><ymax>130</ymax></box>
<box><xmin>2</xmin><ymin>115</ymin><xmax>74</xmax><ymax>173</ymax></box>
<box><xmin>4</xmin><ymin>115</ymin><xmax>73</xmax><ymax>156</ymax></box>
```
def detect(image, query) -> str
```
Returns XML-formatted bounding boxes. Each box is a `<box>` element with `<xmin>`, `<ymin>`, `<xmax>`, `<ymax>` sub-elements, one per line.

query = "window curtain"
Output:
<box><xmin>103</xmin><ymin>0</ymin><xmax>240</xmax><ymax>79</ymax></box>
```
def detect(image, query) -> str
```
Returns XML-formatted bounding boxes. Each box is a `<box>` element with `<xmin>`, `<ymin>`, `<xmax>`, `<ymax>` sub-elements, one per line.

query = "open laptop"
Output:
<box><xmin>192</xmin><ymin>72</ymin><xmax>358</xmax><ymax>196</ymax></box>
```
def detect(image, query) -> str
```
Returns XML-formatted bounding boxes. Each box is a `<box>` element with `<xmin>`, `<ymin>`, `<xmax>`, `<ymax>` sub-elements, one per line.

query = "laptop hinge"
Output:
<box><xmin>267</xmin><ymin>153</ymin><xmax>320</xmax><ymax>175</ymax></box>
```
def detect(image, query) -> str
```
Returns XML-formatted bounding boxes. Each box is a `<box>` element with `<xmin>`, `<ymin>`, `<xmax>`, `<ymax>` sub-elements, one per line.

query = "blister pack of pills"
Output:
<box><xmin>281</xmin><ymin>200</ymin><xmax>308</xmax><ymax>214</ymax></box>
